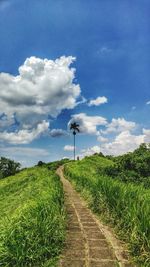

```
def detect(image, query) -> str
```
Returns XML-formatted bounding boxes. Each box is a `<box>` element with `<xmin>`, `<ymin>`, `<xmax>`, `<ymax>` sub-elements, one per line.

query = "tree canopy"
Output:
<box><xmin>0</xmin><ymin>157</ymin><xmax>21</xmax><ymax>179</ymax></box>
<box><xmin>104</xmin><ymin>143</ymin><xmax>150</xmax><ymax>187</ymax></box>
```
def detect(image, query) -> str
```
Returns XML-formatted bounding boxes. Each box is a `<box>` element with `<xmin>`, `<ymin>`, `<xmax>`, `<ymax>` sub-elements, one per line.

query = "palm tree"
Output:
<box><xmin>70</xmin><ymin>122</ymin><xmax>80</xmax><ymax>160</ymax></box>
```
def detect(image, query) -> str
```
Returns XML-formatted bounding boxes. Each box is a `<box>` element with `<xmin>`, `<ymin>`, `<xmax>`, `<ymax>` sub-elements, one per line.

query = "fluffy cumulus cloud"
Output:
<box><xmin>64</xmin><ymin>145</ymin><xmax>74</xmax><ymax>151</ymax></box>
<box><xmin>102</xmin><ymin>117</ymin><xmax>136</xmax><ymax>134</ymax></box>
<box><xmin>143</xmin><ymin>129</ymin><xmax>150</xmax><ymax>142</ymax></box>
<box><xmin>82</xmin><ymin>129</ymin><xmax>150</xmax><ymax>157</ymax></box>
<box><xmin>0</xmin><ymin>120</ymin><xmax>49</xmax><ymax>144</ymax></box>
<box><xmin>97</xmin><ymin>135</ymin><xmax>108</xmax><ymax>143</ymax></box>
<box><xmin>0</xmin><ymin>55</ymin><xmax>80</xmax><ymax>144</ymax></box>
<box><xmin>68</xmin><ymin>113</ymin><xmax>107</xmax><ymax>135</ymax></box>
<box><xmin>80</xmin><ymin>117</ymin><xmax>150</xmax><ymax>157</ymax></box>
<box><xmin>0</xmin><ymin>56</ymin><xmax>80</xmax><ymax>121</ymax></box>
<box><xmin>88</xmin><ymin>96</ymin><xmax>108</xmax><ymax>106</ymax></box>
<box><xmin>99</xmin><ymin>131</ymin><xmax>144</xmax><ymax>155</ymax></box>
<box><xmin>67</xmin><ymin>114</ymin><xmax>150</xmax><ymax>157</ymax></box>
<box><xmin>81</xmin><ymin>145</ymin><xmax>101</xmax><ymax>156</ymax></box>
<box><xmin>97</xmin><ymin>129</ymin><xmax>150</xmax><ymax>156</ymax></box>
<box><xmin>146</xmin><ymin>101</ymin><xmax>150</xmax><ymax>105</ymax></box>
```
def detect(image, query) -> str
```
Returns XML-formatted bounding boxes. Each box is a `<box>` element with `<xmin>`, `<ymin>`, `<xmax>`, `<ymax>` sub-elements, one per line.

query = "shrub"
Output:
<box><xmin>37</xmin><ymin>160</ymin><xmax>45</xmax><ymax>166</ymax></box>
<box><xmin>0</xmin><ymin>157</ymin><xmax>21</xmax><ymax>179</ymax></box>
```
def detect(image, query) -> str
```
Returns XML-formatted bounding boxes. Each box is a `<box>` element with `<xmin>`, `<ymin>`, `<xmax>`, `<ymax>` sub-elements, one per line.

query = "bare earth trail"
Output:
<box><xmin>56</xmin><ymin>166</ymin><xmax>135</xmax><ymax>267</ymax></box>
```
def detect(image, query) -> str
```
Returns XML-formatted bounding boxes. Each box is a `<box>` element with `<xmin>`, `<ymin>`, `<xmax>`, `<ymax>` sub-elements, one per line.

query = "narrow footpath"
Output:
<box><xmin>57</xmin><ymin>166</ymin><xmax>135</xmax><ymax>267</ymax></box>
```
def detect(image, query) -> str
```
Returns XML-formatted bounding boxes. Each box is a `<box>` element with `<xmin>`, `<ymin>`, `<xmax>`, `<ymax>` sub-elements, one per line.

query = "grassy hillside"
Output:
<box><xmin>64</xmin><ymin>154</ymin><xmax>150</xmax><ymax>266</ymax></box>
<box><xmin>0</xmin><ymin>162</ymin><xmax>66</xmax><ymax>267</ymax></box>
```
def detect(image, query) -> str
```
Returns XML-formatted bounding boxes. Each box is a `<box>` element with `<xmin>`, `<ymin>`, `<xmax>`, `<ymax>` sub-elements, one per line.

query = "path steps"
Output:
<box><xmin>57</xmin><ymin>166</ymin><xmax>135</xmax><ymax>267</ymax></box>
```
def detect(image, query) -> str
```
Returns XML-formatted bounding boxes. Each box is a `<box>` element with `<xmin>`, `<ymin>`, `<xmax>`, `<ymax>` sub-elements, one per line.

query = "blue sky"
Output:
<box><xmin>0</xmin><ymin>0</ymin><xmax>150</xmax><ymax>166</ymax></box>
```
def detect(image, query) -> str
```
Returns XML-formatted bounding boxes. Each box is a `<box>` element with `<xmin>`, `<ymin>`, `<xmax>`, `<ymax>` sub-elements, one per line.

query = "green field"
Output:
<box><xmin>0</xmin><ymin>162</ymin><xmax>66</xmax><ymax>267</ymax></box>
<box><xmin>64</xmin><ymin>154</ymin><xmax>150</xmax><ymax>266</ymax></box>
<box><xmin>0</xmin><ymin>146</ymin><xmax>149</xmax><ymax>266</ymax></box>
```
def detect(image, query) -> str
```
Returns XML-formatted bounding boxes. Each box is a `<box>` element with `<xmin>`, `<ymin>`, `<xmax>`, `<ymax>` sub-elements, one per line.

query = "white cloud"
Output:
<box><xmin>50</xmin><ymin>129</ymin><xmax>68</xmax><ymax>137</ymax></box>
<box><xmin>68</xmin><ymin>113</ymin><xmax>107</xmax><ymax>135</ymax></box>
<box><xmin>0</xmin><ymin>146</ymin><xmax>50</xmax><ymax>167</ymax></box>
<box><xmin>0</xmin><ymin>55</ymin><xmax>81</xmax><ymax>144</ymax></box>
<box><xmin>76</xmin><ymin>96</ymin><xmax>87</xmax><ymax>105</ymax></box>
<box><xmin>73</xmin><ymin>113</ymin><xmax>150</xmax><ymax>158</ymax></box>
<box><xmin>143</xmin><ymin>128</ymin><xmax>150</xmax><ymax>142</ymax></box>
<box><xmin>81</xmin><ymin>127</ymin><xmax>150</xmax><ymax>158</ymax></box>
<box><xmin>0</xmin><ymin>56</ymin><xmax>80</xmax><ymax>124</ymax></box>
<box><xmin>102</xmin><ymin>117</ymin><xmax>136</xmax><ymax>134</ymax></box>
<box><xmin>81</xmin><ymin>146</ymin><xmax>101</xmax><ymax>156</ymax></box>
<box><xmin>64</xmin><ymin>145</ymin><xmax>74</xmax><ymax>151</ymax></box>
<box><xmin>0</xmin><ymin>146</ymin><xmax>49</xmax><ymax>157</ymax></box>
<box><xmin>99</xmin><ymin>131</ymin><xmax>145</xmax><ymax>156</ymax></box>
<box><xmin>97</xmin><ymin>135</ymin><xmax>108</xmax><ymax>143</ymax></box>
<box><xmin>88</xmin><ymin>96</ymin><xmax>108</xmax><ymax>106</ymax></box>
<box><xmin>98</xmin><ymin>46</ymin><xmax>112</xmax><ymax>55</ymax></box>
<box><xmin>0</xmin><ymin>114</ymin><xmax>15</xmax><ymax>129</ymax></box>
<box><xmin>82</xmin><ymin>128</ymin><xmax>150</xmax><ymax>157</ymax></box>
<box><xmin>0</xmin><ymin>120</ymin><xmax>49</xmax><ymax>144</ymax></box>
<box><xmin>146</xmin><ymin>101</ymin><xmax>150</xmax><ymax>105</ymax></box>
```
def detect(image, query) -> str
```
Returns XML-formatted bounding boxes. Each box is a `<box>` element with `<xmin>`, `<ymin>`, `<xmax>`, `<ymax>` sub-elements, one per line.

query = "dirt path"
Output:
<box><xmin>57</xmin><ymin>166</ymin><xmax>135</xmax><ymax>267</ymax></box>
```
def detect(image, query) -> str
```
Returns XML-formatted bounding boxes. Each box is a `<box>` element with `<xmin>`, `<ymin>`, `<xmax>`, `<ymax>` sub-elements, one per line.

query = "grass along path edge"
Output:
<box><xmin>64</xmin><ymin>159</ymin><xmax>150</xmax><ymax>267</ymax></box>
<box><xmin>0</xmin><ymin>165</ymin><xmax>66</xmax><ymax>267</ymax></box>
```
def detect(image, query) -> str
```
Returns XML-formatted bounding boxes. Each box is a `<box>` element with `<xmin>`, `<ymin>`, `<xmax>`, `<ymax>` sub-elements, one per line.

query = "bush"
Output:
<box><xmin>102</xmin><ymin>143</ymin><xmax>150</xmax><ymax>187</ymax></box>
<box><xmin>37</xmin><ymin>160</ymin><xmax>45</xmax><ymax>166</ymax></box>
<box><xmin>0</xmin><ymin>157</ymin><xmax>21</xmax><ymax>179</ymax></box>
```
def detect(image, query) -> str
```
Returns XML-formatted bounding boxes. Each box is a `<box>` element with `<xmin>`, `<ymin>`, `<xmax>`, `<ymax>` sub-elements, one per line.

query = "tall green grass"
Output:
<box><xmin>64</xmin><ymin>155</ymin><xmax>150</xmax><ymax>266</ymax></box>
<box><xmin>0</xmin><ymin>165</ymin><xmax>66</xmax><ymax>267</ymax></box>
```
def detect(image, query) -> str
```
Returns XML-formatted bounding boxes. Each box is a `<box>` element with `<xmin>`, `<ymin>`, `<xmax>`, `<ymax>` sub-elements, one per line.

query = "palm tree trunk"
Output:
<box><xmin>74</xmin><ymin>133</ymin><xmax>75</xmax><ymax>161</ymax></box>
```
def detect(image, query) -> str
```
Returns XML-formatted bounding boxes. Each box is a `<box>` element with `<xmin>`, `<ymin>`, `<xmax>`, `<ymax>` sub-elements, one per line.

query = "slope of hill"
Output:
<box><xmin>64</xmin><ymin>148</ymin><xmax>150</xmax><ymax>266</ymax></box>
<box><xmin>0</xmin><ymin>162</ymin><xmax>66</xmax><ymax>267</ymax></box>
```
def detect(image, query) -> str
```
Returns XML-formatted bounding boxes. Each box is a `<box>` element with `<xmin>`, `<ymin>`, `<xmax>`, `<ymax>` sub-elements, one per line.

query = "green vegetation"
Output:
<box><xmin>45</xmin><ymin>158</ymin><xmax>70</xmax><ymax>171</ymax></box>
<box><xmin>64</xmin><ymin>145</ymin><xmax>150</xmax><ymax>266</ymax></box>
<box><xmin>0</xmin><ymin>162</ymin><xmax>66</xmax><ymax>267</ymax></box>
<box><xmin>0</xmin><ymin>157</ymin><xmax>21</xmax><ymax>179</ymax></box>
<box><xmin>104</xmin><ymin>143</ymin><xmax>150</xmax><ymax>188</ymax></box>
<box><xmin>1</xmin><ymin>145</ymin><xmax>149</xmax><ymax>266</ymax></box>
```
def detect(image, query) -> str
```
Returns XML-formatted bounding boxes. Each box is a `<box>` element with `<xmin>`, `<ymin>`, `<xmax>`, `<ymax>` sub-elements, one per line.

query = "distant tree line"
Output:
<box><xmin>37</xmin><ymin>158</ymin><xmax>70</xmax><ymax>170</ymax></box>
<box><xmin>0</xmin><ymin>157</ymin><xmax>21</xmax><ymax>179</ymax></box>
<box><xmin>103</xmin><ymin>143</ymin><xmax>150</xmax><ymax>188</ymax></box>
